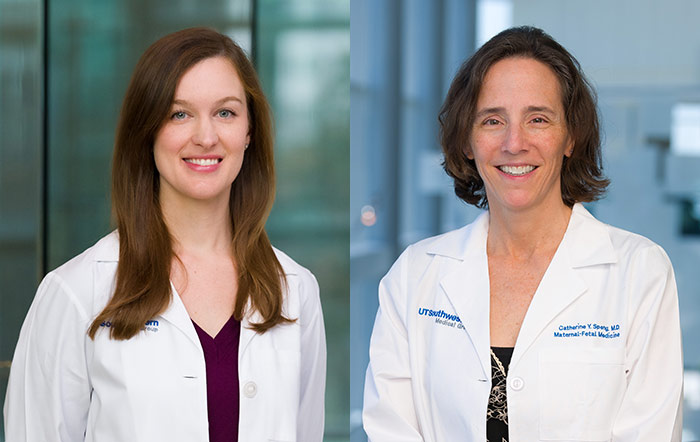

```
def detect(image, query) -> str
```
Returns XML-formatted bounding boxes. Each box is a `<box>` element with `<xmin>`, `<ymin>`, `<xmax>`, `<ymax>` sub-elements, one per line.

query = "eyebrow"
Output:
<box><xmin>475</xmin><ymin>105</ymin><xmax>557</xmax><ymax>119</ymax></box>
<box><xmin>525</xmin><ymin>105</ymin><xmax>556</xmax><ymax>114</ymax></box>
<box><xmin>475</xmin><ymin>107</ymin><xmax>506</xmax><ymax>119</ymax></box>
<box><xmin>172</xmin><ymin>96</ymin><xmax>244</xmax><ymax>107</ymax></box>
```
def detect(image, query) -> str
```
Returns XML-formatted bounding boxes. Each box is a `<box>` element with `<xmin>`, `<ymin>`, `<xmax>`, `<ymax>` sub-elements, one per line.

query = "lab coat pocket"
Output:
<box><xmin>538</xmin><ymin>347</ymin><xmax>625</xmax><ymax>441</ymax></box>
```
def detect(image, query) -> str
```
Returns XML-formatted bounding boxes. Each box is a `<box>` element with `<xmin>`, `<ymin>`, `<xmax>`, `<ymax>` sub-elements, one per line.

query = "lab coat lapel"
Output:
<box><xmin>159</xmin><ymin>283</ymin><xmax>202</xmax><ymax>348</ymax></box>
<box><xmin>511</xmin><ymin>204</ymin><xmax>617</xmax><ymax>368</ymax></box>
<box><xmin>92</xmin><ymin>232</ymin><xmax>202</xmax><ymax>348</ymax></box>
<box><xmin>238</xmin><ymin>261</ymin><xmax>299</xmax><ymax>358</ymax></box>
<box><xmin>158</xmin><ymin>286</ymin><xmax>261</xmax><ymax>356</ymax></box>
<box><xmin>511</xmin><ymin>242</ymin><xmax>586</xmax><ymax>367</ymax></box>
<box><xmin>239</xmin><ymin>307</ymin><xmax>263</xmax><ymax>357</ymax></box>
<box><xmin>436</xmin><ymin>212</ymin><xmax>491</xmax><ymax>380</ymax></box>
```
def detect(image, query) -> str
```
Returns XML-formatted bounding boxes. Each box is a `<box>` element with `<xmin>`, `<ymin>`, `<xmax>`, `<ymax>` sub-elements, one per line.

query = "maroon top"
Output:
<box><xmin>192</xmin><ymin>316</ymin><xmax>241</xmax><ymax>442</ymax></box>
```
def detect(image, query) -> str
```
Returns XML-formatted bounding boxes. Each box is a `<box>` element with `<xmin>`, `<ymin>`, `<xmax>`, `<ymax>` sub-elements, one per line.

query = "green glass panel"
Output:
<box><xmin>0</xmin><ymin>0</ymin><xmax>42</xmax><ymax>439</ymax></box>
<box><xmin>256</xmin><ymin>1</ymin><xmax>350</xmax><ymax>440</ymax></box>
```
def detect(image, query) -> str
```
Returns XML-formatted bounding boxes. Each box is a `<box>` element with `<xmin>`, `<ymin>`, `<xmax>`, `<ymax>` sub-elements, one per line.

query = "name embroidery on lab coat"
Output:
<box><xmin>554</xmin><ymin>322</ymin><xmax>620</xmax><ymax>339</ymax></box>
<box><xmin>418</xmin><ymin>307</ymin><xmax>465</xmax><ymax>330</ymax></box>
<box><xmin>99</xmin><ymin>320</ymin><xmax>160</xmax><ymax>333</ymax></box>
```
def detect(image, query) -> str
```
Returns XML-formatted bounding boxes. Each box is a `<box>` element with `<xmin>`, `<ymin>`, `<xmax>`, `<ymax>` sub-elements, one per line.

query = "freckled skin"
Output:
<box><xmin>469</xmin><ymin>57</ymin><xmax>574</xmax><ymax>347</ymax></box>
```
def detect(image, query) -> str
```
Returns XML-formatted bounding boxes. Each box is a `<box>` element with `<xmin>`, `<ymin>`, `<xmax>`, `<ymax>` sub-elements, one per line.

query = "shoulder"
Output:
<box><xmin>575</xmin><ymin>206</ymin><xmax>672</xmax><ymax>271</ymax></box>
<box><xmin>389</xmin><ymin>210</ymin><xmax>488</xmax><ymax>273</ymax></box>
<box><xmin>51</xmin><ymin>231</ymin><xmax>119</xmax><ymax>276</ymax></box>
<box><xmin>273</xmin><ymin>247</ymin><xmax>321</xmax><ymax>312</ymax></box>
<box><xmin>605</xmin><ymin>224</ymin><xmax>670</xmax><ymax>265</ymax></box>
<box><xmin>43</xmin><ymin>231</ymin><xmax>119</xmax><ymax>315</ymax></box>
<box><xmin>569</xmin><ymin>206</ymin><xmax>675</xmax><ymax>305</ymax></box>
<box><xmin>406</xmin><ymin>224</ymin><xmax>473</xmax><ymax>257</ymax></box>
<box><xmin>49</xmin><ymin>230</ymin><xmax>118</xmax><ymax>283</ymax></box>
<box><xmin>273</xmin><ymin>247</ymin><xmax>316</xmax><ymax>280</ymax></box>
<box><xmin>273</xmin><ymin>247</ymin><xmax>318</xmax><ymax>292</ymax></box>
<box><xmin>605</xmin><ymin>224</ymin><xmax>674</xmax><ymax>286</ymax></box>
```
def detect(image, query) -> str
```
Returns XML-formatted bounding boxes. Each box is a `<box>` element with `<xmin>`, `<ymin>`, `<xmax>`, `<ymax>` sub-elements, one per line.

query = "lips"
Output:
<box><xmin>497</xmin><ymin>165</ymin><xmax>536</xmax><ymax>176</ymax></box>
<box><xmin>184</xmin><ymin>158</ymin><xmax>222</xmax><ymax>166</ymax></box>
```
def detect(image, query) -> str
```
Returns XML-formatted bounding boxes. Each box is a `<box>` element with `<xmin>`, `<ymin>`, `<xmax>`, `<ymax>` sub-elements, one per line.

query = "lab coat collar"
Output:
<box><xmin>158</xmin><ymin>252</ymin><xmax>301</xmax><ymax>359</ymax></box>
<box><xmin>156</xmin><ymin>294</ymin><xmax>264</xmax><ymax>359</ymax></box>
<box><xmin>89</xmin><ymin>230</ymin><xmax>285</xmax><ymax>354</ymax></box>
<box><xmin>151</xmin><ymin>285</ymin><xmax>270</xmax><ymax>357</ymax></box>
<box><xmin>430</xmin><ymin>203</ymin><xmax>618</xmax><ymax>375</ymax></box>
<box><xmin>240</xmin><ymin>261</ymin><xmax>299</xmax><ymax>356</ymax></box>
<box><xmin>566</xmin><ymin>203</ymin><xmax>618</xmax><ymax>268</ymax></box>
<box><xmin>239</xmin><ymin>307</ymin><xmax>264</xmax><ymax>357</ymax></box>
<box><xmin>435</xmin><ymin>212</ymin><xmax>491</xmax><ymax>379</ymax></box>
<box><xmin>160</xmin><ymin>283</ymin><xmax>203</xmax><ymax>348</ymax></box>
<box><xmin>512</xmin><ymin>204</ymin><xmax>617</xmax><ymax>367</ymax></box>
<box><xmin>426</xmin><ymin>204</ymin><xmax>616</xmax><ymax>265</ymax></box>
<box><xmin>93</xmin><ymin>230</ymin><xmax>120</xmax><ymax>262</ymax></box>
<box><xmin>89</xmin><ymin>231</ymin><xmax>200</xmax><ymax>348</ymax></box>
<box><xmin>426</xmin><ymin>210</ymin><xmax>489</xmax><ymax>260</ymax></box>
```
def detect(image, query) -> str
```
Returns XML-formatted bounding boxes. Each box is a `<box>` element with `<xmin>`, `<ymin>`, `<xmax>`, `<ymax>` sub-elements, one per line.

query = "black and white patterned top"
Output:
<box><xmin>487</xmin><ymin>347</ymin><xmax>513</xmax><ymax>442</ymax></box>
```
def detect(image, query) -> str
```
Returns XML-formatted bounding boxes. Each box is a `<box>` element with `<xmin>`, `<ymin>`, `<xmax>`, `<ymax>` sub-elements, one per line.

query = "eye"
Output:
<box><xmin>531</xmin><ymin>117</ymin><xmax>547</xmax><ymax>124</ymax></box>
<box><xmin>218</xmin><ymin>109</ymin><xmax>235</xmax><ymax>118</ymax></box>
<box><xmin>483</xmin><ymin>118</ymin><xmax>502</xmax><ymax>126</ymax></box>
<box><xmin>171</xmin><ymin>111</ymin><xmax>187</xmax><ymax>120</ymax></box>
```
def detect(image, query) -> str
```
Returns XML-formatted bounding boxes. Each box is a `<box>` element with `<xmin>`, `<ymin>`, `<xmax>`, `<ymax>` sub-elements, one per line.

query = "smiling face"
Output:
<box><xmin>468</xmin><ymin>56</ymin><xmax>573</xmax><ymax>215</ymax></box>
<box><xmin>153</xmin><ymin>56</ymin><xmax>250</xmax><ymax>208</ymax></box>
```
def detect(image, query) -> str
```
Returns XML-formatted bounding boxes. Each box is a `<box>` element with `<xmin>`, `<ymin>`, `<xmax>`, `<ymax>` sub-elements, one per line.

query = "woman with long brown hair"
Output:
<box><xmin>4</xmin><ymin>28</ymin><xmax>326</xmax><ymax>442</ymax></box>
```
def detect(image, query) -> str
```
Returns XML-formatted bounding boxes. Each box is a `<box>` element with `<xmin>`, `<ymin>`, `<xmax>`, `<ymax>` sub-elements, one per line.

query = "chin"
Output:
<box><xmin>491</xmin><ymin>192</ymin><xmax>536</xmax><ymax>211</ymax></box>
<box><xmin>177</xmin><ymin>185</ymin><xmax>231</xmax><ymax>202</ymax></box>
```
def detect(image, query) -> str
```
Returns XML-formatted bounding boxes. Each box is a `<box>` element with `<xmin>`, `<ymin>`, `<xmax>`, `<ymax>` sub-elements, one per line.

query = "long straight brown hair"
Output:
<box><xmin>88</xmin><ymin>28</ymin><xmax>289</xmax><ymax>340</ymax></box>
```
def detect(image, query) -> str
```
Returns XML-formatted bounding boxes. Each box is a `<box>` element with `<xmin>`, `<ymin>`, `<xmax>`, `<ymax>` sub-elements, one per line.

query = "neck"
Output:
<box><xmin>160</xmin><ymin>192</ymin><xmax>233</xmax><ymax>257</ymax></box>
<box><xmin>487</xmin><ymin>199</ymin><xmax>573</xmax><ymax>260</ymax></box>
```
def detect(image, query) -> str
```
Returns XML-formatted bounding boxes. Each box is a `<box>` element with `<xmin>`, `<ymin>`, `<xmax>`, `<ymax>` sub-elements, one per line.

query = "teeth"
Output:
<box><xmin>185</xmin><ymin>158</ymin><xmax>220</xmax><ymax>166</ymax></box>
<box><xmin>499</xmin><ymin>165</ymin><xmax>535</xmax><ymax>176</ymax></box>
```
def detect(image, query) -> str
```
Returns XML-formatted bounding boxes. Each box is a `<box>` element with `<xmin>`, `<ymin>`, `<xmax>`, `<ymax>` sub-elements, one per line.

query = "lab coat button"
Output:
<box><xmin>510</xmin><ymin>377</ymin><xmax>524</xmax><ymax>391</ymax></box>
<box><xmin>243</xmin><ymin>381</ymin><xmax>257</xmax><ymax>398</ymax></box>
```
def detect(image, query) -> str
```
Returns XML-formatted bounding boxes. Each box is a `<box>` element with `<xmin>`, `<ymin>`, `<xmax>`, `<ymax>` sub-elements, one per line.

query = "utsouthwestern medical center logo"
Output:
<box><xmin>418</xmin><ymin>307</ymin><xmax>464</xmax><ymax>330</ymax></box>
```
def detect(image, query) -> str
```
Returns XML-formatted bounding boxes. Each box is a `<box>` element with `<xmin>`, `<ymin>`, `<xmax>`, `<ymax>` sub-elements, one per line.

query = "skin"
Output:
<box><xmin>468</xmin><ymin>56</ymin><xmax>575</xmax><ymax>347</ymax></box>
<box><xmin>154</xmin><ymin>56</ymin><xmax>250</xmax><ymax>337</ymax></box>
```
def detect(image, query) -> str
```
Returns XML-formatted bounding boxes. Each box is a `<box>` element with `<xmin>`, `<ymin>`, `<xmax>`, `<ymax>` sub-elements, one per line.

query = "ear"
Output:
<box><xmin>246</xmin><ymin>133</ymin><xmax>251</xmax><ymax>146</ymax></box>
<box><xmin>464</xmin><ymin>146</ymin><xmax>474</xmax><ymax>160</ymax></box>
<box><xmin>564</xmin><ymin>137</ymin><xmax>574</xmax><ymax>158</ymax></box>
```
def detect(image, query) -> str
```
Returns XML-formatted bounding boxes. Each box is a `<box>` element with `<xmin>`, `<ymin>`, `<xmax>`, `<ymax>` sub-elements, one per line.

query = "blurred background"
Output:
<box><xmin>0</xmin><ymin>0</ymin><xmax>348</xmax><ymax>440</ymax></box>
<box><xmin>351</xmin><ymin>0</ymin><xmax>700</xmax><ymax>440</ymax></box>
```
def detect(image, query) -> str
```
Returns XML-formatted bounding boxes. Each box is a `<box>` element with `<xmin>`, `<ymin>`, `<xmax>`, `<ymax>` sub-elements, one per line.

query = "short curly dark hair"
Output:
<box><xmin>439</xmin><ymin>26</ymin><xmax>608</xmax><ymax>208</ymax></box>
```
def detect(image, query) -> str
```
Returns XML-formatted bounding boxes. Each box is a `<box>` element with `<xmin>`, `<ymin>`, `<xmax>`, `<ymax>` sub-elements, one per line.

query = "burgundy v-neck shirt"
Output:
<box><xmin>192</xmin><ymin>316</ymin><xmax>241</xmax><ymax>442</ymax></box>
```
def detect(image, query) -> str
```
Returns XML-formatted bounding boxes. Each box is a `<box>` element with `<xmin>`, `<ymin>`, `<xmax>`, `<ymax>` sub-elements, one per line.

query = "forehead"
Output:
<box><xmin>174</xmin><ymin>56</ymin><xmax>246</xmax><ymax>101</ymax></box>
<box><xmin>477</xmin><ymin>57</ymin><xmax>563</xmax><ymax>111</ymax></box>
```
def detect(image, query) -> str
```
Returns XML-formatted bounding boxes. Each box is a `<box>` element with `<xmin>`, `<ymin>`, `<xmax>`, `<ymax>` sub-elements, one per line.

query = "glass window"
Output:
<box><xmin>0</xmin><ymin>0</ymin><xmax>42</xmax><ymax>438</ymax></box>
<box><xmin>256</xmin><ymin>1</ymin><xmax>350</xmax><ymax>439</ymax></box>
<box><xmin>2</xmin><ymin>1</ymin><xmax>350</xmax><ymax>441</ymax></box>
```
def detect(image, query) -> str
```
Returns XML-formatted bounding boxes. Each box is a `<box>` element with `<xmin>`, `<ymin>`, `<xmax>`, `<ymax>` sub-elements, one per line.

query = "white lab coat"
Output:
<box><xmin>4</xmin><ymin>231</ymin><xmax>326</xmax><ymax>442</ymax></box>
<box><xmin>363</xmin><ymin>203</ymin><xmax>682</xmax><ymax>442</ymax></box>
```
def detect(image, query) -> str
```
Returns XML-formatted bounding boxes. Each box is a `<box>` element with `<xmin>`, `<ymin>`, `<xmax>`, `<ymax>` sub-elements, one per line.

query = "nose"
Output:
<box><xmin>502</xmin><ymin>124</ymin><xmax>527</xmax><ymax>154</ymax></box>
<box><xmin>191</xmin><ymin>117</ymin><xmax>219</xmax><ymax>148</ymax></box>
